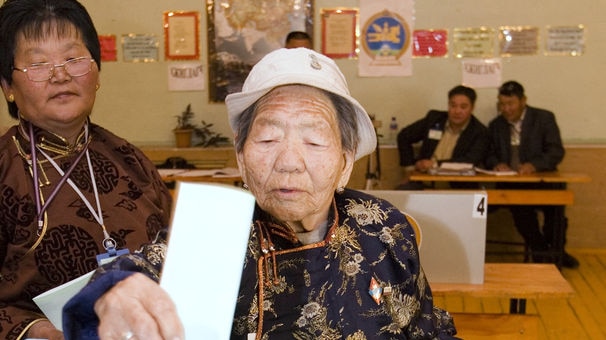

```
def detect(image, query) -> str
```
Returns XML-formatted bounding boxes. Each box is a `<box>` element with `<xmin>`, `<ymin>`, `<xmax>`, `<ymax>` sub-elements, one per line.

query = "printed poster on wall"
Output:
<box><xmin>122</xmin><ymin>34</ymin><xmax>159</xmax><ymax>62</ymax></box>
<box><xmin>168</xmin><ymin>63</ymin><xmax>205</xmax><ymax>91</ymax></box>
<box><xmin>452</xmin><ymin>27</ymin><xmax>495</xmax><ymax>58</ymax></box>
<box><xmin>461</xmin><ymin>58</ymin><xmax>502</xmax><ymax>88</ymax></box>
<box><xmin>499</xmin><ymin>26</ymin><xmax>539</xmax><ymax>56</ymax></box>
<box><xmin>98</xmin><ymin>35</ymin><xmax>117</xmax><ymax>62</ymax></box>
<box><xmin>413</xmin><ymin>29</ymin><xmax>448</xmax><ymax>58</ymax></box>
<box><xmin>358</xmin><ymin>0</ymin><xmax>415</xmax><ymax>77</ymax></box>
<box><xmin>207</xmin><ymin>0</ymin><xmax>313</xmax><ymax>102</ymax></box>
<box><xmin>545</xmin><ymin>25</ymin><xmax>585</xmax><ymax>56</ymax></box>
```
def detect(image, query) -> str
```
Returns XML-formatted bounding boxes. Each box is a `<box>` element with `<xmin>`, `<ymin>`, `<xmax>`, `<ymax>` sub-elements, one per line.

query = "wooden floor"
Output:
<box><xmin>432</xmin><ymin>248</ymin><xmax>606</xmax><ymax>340</ymax></box>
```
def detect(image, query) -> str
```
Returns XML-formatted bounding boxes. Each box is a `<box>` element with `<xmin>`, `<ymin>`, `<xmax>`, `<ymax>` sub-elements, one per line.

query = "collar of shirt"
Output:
<box><xmin>509</xmin><ymin>108</ymin><xmax>527</xmax><ymax>132</ymax></box>
<box><xmin>445</xmin><ymin>119</ymin><xmax>469</xmax><ymax>135</ymax></box>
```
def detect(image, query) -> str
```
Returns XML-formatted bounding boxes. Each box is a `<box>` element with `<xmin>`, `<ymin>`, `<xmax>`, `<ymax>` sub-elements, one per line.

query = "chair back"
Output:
<box><xmin>403</xmin><ymin>212</ymin><xmax>422</xmax><ymax>249</ymax></box>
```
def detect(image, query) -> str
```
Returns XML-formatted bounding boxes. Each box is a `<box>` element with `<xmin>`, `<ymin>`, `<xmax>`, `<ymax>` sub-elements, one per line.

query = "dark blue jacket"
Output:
<box><xmin>62</xmin><ymin>190</ymin><xmax>459</xmax><ymax>339</ymax></box>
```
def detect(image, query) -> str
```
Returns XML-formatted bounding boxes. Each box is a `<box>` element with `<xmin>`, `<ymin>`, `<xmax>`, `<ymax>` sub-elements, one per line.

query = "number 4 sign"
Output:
<box><xmin>473</xmin><ymin>194</ymin><xmax>488</xmax><ymax>218</ymax></box>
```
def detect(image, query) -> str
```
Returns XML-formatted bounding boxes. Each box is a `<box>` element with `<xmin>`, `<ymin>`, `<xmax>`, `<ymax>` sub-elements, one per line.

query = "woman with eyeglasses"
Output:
<box><xmin>0</xmin><ymin>0</ymin><xmax>172</xmax><ymax>339</ymax></box>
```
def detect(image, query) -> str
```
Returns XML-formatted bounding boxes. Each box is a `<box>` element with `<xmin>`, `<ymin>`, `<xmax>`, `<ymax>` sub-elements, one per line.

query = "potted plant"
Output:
<box><xmin>194</xmin><ymin>121</ymin><xmax>230</xmax><ymax>147</ymax></box>
<box><xmin>173</xmin><ymin>104</ymin><xmax>196</xmax><ymax>148</ymax></box>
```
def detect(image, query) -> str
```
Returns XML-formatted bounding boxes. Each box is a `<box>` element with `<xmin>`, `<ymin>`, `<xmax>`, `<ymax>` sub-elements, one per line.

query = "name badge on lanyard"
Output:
<box><xmin>428</xmin><ymin>129</ymin><xmax>443</xmax><ymax>140</ymax></box>
<box><xmin>96</xmin><ymin>248</ymin><xmax>130</xmax><ymax>266</ymax></box>
<box><xmin>96</xmin><ymin>237</ymin><xmax>130</xmax><ymax>266</ymax></box>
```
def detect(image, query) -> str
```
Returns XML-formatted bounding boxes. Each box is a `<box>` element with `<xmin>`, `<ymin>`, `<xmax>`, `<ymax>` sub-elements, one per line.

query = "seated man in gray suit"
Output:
<box><xmin>486</xmin><ymin>80</ymin><xmax>578</xmax><ymax>268</ymax></box>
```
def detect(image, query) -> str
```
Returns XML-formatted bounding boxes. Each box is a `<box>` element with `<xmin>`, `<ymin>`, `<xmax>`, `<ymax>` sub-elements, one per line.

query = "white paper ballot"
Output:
<box><xmin>160</xmin><ymin>182</ymin><xmax>255</xmax><ymax>339</ymax></box>
<box><xmin>33</xmin><ymin>270</ymin><xmax>94</xmax><ymax>331</ymax></box>
<box><xmin>474</xmin><ymin>167</ymin><xmax>518</xmax><ymax>176</ymax></box>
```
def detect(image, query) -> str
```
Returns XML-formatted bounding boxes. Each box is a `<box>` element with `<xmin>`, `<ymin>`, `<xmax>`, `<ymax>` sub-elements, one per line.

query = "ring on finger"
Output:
<box><xmin>121</xmin><ymin>330</ymin><xmax>135</xmax><ymax>340</ymax></box>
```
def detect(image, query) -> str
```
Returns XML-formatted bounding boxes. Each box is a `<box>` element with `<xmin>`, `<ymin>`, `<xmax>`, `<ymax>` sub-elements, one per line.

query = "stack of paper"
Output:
<box><xmin>428</xmin><ymin>162</ymin><xmax>476</xmax><ymax>176</ymax></box>
<box><xmin>474</xmin><ymin>167</ymin><xmax>518</xmax><ymax>176</ymax></box>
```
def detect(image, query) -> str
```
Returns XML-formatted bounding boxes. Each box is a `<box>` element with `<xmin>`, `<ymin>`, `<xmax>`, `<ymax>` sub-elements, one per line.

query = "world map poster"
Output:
<box><xmin>207</xmin><ymin>0</ymin><xmax>313</xmax><ymax>102</ymax></box>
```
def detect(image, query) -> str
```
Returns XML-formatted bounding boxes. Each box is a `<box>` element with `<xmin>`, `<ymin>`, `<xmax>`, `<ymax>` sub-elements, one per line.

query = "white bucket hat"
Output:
<box><xmin>225</xmin><ymin>47</ymin><xmax>377</xmax><ymax>161</ymax></box>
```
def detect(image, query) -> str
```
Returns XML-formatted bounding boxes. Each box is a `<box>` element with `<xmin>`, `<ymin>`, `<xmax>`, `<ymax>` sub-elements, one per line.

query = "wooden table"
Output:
<box><xmin>431</xmin><ymin>263</ymin><xmax>574</xmax><ymax>338</ymax></box>
<box><xmin>431</xmin><ymin>263</ymin><xmax>574</xmax><ymax>314</ymax></box>
<box><xmin>409</xmin><ymin>171</ymin><xmax>591</xmax><ymax>266</ymax></box>
<box><xmin>159</xmin><ymin>169</ymin><xmax>243</xmax><ymax>187</ymax></box>
<box><xmin>409</xmin><ymin>171</ymin><xmax>590</xmax><ymax>184</ymax></box>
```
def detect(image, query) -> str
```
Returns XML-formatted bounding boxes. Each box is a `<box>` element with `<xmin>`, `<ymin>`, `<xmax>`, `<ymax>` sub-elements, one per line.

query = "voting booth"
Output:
<box><xmin>365</xmin><ymin>190</ymin><xmax>487</xmax><ymax>284</ymax></box>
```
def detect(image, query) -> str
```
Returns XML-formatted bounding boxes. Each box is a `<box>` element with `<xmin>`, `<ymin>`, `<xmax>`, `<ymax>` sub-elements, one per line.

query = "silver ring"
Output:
<box><xmin>121</xmin><ymin>331</ymin><xmax>135</xmax><ymax>340</ymax></box>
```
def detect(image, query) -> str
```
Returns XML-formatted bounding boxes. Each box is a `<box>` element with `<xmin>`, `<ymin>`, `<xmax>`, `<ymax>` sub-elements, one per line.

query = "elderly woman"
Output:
<box><xmin>63</xmin><ymin>48</ymin><xmax>457</xmax><ymax>339</ymax></box>
<box><xmin>0</xmin><ymin>1</ymin><xmax>172</xmax><ymax>339</ymax></box>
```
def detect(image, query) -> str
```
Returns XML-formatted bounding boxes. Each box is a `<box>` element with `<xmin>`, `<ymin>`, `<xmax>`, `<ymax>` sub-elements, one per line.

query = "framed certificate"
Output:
<box><xmin>98</xmin><ymin>35</ymin><xmax>117</xmax><ymax>62</ymax></box>
<box><xmin>544</xmin><ymin>25</ymin><xmax>585</xmax><ymax>56</ymax></box>
<box><xmin>413</xmin><ymin>29</ymin><xmax>448</xmax><ymax>58</ymax></box>
<box><xmin>163</xmin><ymin>11</ymin><xmax>200</xmax><ymax>60</ymax></box>
<box><xmin>121</xmin><ymin>34</ymin><xmax>158</xmax><ymax>62</ymax></box>
<box><xmin>321</xmin><ymin>8</ymin><xmax>358</xmax><ymax>58</ymax></box>
<box><xmin>452</xmin><ymin>27</ymin><xmax>495</xmax><ymax>58</ymax></box>
<box><xmin>498</xmin><ymin>26</ymin><xmax>539</xmax><ymax>56</ymax></box>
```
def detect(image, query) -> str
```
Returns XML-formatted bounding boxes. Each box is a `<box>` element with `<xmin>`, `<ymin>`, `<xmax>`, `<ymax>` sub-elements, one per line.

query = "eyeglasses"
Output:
<box><xmin>12</xmin><ymin>57</ymin><xmax>95</xmax><ymax>82</ymax></box>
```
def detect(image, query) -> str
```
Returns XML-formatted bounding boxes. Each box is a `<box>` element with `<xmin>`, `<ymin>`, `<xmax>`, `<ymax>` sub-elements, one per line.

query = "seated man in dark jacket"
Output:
<box><xmin>397</xmin><ymin>85</ymin><xmax>489</xmax><ymax>189</ymax></box>
<box><xmin>485</xmin><ymin>80</ymin><xmax>578</xmax><ymax>268</ymax></box>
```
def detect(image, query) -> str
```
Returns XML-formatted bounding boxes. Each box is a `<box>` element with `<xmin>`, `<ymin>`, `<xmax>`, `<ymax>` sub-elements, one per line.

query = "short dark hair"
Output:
<box><xmin>448</xmin><ymin>85</ymin><xmax>477</xmax><ymax>105</ymax></box>
<box><xmin>0</xmin><ymin>0</ymin><xmax>101</xmax><ymax>118</ymax></box>
<box><xmin>498</xmin><ymin>80</ymin><xmax>525</xmax><ymax>98</ymax></box>
<box><xmin>285</xmin><ymin>31</ymin><xmax>311</xmax><ymax>44</ymax></box>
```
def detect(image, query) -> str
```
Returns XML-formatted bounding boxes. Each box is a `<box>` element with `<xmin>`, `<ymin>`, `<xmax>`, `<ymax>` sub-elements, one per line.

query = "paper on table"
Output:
<box><xmin>474</xmin><ymin>167</ymin><xmax>518</xmax><ymax>176</ymax></box>
<box><xmin>440</xmin><ymin>162</ymin><xmax>474</xmax><ymax>170</ymax></box>
<box><xmin>157</xmin><ymin>168</ymin><xmax>189</xmax><ymax>177</ymax></box>
<box><xmin>160</xmin><ymin>182</ymin><xmax>255</xmax><ymax>339</ymax></box>
<box><xmin>163</xmin><ymin>167</ymin><xmax>241</xmax><ymax>178</ymax></box>
<box><xmin>428</xmin><ymin>162</ymin><xmax>475</xmax><ymax>176</ymax></box>
<box><xmin>33</xmin><ymin>270</ymin><xmax>95</xmax><ymax>331</ymax></box>
<box><xmin>211</xmin><ymin>167</ymin><xmax>241</xmax><ymax>178</ymax></box>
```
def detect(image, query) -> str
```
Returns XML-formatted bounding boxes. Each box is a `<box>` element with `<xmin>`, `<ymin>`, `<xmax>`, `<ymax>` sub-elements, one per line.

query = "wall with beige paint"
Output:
<box><xmin>0</xmin><ymin>0</ymin><xmax>604</xmax><ymax>146</ymax></box>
